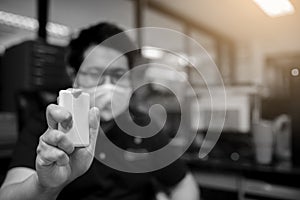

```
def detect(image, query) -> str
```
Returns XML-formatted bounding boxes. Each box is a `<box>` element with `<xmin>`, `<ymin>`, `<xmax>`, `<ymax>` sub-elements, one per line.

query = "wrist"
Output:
<box><xmin>33</xmin><ymin>173</ymin><xmax>63</xmax><ymax>199</ymax></box>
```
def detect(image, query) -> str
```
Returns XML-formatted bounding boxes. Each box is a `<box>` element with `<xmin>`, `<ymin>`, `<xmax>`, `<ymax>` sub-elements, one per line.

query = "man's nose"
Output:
<box><xmin>101</xmin><ymin>76</ymin><xmax>112</xmax><ymax>84</ymax></box>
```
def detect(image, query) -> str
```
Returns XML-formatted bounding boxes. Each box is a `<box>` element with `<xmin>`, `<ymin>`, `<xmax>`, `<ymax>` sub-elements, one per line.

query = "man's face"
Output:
<box><xmin>75</xmin><ymin>45</ymin><xmax>132</xmax><ymax>121</ymax></box>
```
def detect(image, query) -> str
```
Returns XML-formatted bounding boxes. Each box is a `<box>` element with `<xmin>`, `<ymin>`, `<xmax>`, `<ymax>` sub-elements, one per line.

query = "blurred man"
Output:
<box><xmin>0</xmin><ymin>22</ymin><xmax>199</xmax><ymax>200</ymax></box>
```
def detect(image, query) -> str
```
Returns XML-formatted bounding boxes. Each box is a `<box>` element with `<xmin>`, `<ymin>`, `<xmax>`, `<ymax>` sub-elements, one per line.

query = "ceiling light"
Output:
<box><xmin>0</xmin><ymin>11</ymin><xmax>70</xmax><ymax>37</ymax></box>
<box><xmin>253</xmin><ymin>0</ymin><xmax>295</xmax><ymax>17</ymax></box>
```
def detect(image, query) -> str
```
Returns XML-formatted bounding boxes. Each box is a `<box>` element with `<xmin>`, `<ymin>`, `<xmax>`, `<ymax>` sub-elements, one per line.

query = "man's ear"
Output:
<box><xmin>66</xmin><ymin>66</ymin><xmax>76</xmax><ymax>83</ymax></box>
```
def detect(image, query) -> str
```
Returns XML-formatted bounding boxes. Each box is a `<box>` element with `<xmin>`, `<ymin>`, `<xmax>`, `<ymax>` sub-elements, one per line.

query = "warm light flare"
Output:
<box><xmin>253</xmin><ymin>0</ymin><xmax>295</xmax><ymax>17</ymax></box>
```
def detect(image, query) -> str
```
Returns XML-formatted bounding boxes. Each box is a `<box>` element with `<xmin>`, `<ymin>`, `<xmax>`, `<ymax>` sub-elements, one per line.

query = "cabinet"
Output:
<box><xmin>0</xmin><ymin>40</ymin><xmax>71</xmax><ymax>111</ymax></box>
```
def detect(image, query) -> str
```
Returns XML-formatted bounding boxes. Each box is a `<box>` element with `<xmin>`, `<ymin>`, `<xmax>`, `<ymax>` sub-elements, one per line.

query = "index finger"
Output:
<box><xmin>46</xmin><ymin>104</ymin><xmax>72</xmax><ymax>129</ymax></box>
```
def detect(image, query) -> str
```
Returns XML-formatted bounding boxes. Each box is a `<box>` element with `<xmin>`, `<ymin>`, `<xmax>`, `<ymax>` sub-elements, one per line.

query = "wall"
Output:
<box><xmin>235</xmin><ymin>37</ymin><xmax>300</xmax><ymax>86</ymax></box>
<box><xmin>0</xmin><ymin>0</ymin><xmax>135</xmax><ymax>48</ymax></box>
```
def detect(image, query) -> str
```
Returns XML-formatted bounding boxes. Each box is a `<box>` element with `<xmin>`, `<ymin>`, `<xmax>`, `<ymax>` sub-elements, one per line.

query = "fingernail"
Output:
<box><xmin>61</xmin><ymin>120</ymin><xmax>72</xmax><ymax>131</ymax></box>
<box><xmin>71</xmin><ymin>88</ymin><xmax>82</xmax><ymax>98</ymax></box>
<box><xmin>61</xmin><ymin>113</ymin><xmax>73</xmax><ymax>130</ymax></box>
<box><xmin>93</xmin><ymin>107</ymin><xmax>100</xmax><ymax>120</ymax></box>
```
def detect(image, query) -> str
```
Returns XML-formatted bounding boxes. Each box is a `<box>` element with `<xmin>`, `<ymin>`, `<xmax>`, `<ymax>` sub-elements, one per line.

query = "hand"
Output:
<box><xmin>35</xmin><ymin>104</ymin><xmax>100</xmax><ymax>189</ymax></box>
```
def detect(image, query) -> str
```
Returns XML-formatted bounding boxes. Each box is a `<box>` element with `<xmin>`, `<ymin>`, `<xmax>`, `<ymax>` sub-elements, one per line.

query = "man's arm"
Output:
<box><xmin>0</xmin><ymin>104</ymin><xmax>100</xmax><ymax>200</ymax></box>
<box><xmin>0</xmin><ymin>168</ymin><xmax>62</xmax><ymax>200</ymax></box>
<box><xmin>169</xmin><ymin>173</ymin><xmax>199</xmax><ymax>200</ymax></box>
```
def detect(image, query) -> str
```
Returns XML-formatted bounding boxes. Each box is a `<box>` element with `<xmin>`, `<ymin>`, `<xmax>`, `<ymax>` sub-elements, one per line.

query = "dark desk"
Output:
<box><xmin>183</xmin><ymin>154</ymin><xmax>300</xmax><ymax>200</ymax></box>
<box><xmin>184</xmin><ymin>153</ymin><xmax>300</xmax><ymax>175</ymax></box>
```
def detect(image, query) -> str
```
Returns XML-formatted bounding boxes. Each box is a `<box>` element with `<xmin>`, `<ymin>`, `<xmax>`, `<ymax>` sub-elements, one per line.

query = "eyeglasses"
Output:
<box><xmin>76</xmin><ymin>68</ymin><xmax>130</xmax><ymax>88</ymax></box>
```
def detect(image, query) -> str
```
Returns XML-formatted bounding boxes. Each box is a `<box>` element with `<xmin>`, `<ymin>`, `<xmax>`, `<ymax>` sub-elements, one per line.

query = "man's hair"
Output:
<box><xmin>66</xmin><ymin>22</ymin><xmax>138</xmax><ymax>72</ymax></box>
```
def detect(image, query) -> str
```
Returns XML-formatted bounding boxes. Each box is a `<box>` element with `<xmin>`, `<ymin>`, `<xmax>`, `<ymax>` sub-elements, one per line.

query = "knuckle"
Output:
<box><xmin>37</xmin><ymin>140</ymin><xmax>47</xmax><ymax>154</ymax></box>
<box><xmin>39</xmin><ymin>131</ymin><xmax>47</xmax><ymax>143</ymax></box>
<box><xmin>36</xmin><ymin>145</ymin><xmax>42</xmax><ymax>155</ymax></box>
<box><xmin>65</xmin><ymin>145</ymin><xmax>74</xmax><ymax>155</ymax></box>
<box><xmin>38</xmin><ymin>135</ymin><xmax>43</xmax><ymax>144</ymax></box>
<box><xmin>46</xmin><ymin>104</ymin><xmax>56</xmax><ymax>114</ymax></box>
<box><xmin>42</xmin><ymin>130</ymin><xmax>53</xmax><ymax>142</ymax></box>
<box><xmin>36</xmin><ymin>155</ymin><xmax>44</xmax><ymax>166</ymax></box>
<box><xmin>48</xmin><ymin>103</ymin><xmax>56</xmax><ymax>110</ymax></box>
<box><xmin>57</xmin><ymin>151</ymin><xmax>66</xmax><ymax>160</ymax></box>
<box><xmin>38</xmin><ymin>152</ymin><xmax>50</xmax><ymax>164</ymax></box>
<box><xmin>54</xmin><ymin>131</ymin><xmax>63</xmax><ymax>143</ymax></box>
<box><xmin>60</xmin><ymin>138</ymin><xmax>74</xmax><ymax>154</ymax></box>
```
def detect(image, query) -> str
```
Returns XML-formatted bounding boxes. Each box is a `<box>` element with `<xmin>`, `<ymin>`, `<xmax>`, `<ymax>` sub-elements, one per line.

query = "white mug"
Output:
<box><xmin>252</xmin><ymin>120</ymin><xmax>274</xmax><ymax>164</ymax></box>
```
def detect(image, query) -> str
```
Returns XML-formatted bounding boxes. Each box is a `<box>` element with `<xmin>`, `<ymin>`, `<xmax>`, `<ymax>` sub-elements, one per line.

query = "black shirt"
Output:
<box><xmin>9</xmin><ymin>110</ymin><xmax>187</xmax><ymax>200</ymax></box>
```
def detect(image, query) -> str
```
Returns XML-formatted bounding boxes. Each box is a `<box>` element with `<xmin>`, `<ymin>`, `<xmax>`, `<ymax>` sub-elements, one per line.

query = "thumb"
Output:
<box><xmin>87</xmin><ymin>107</ymin><xmax>100</xmax><ymax>154</ymax></box>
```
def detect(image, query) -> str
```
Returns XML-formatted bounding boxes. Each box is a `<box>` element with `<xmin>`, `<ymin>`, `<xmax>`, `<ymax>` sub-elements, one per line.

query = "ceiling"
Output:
<box><xmin>150</xmin><ymin>0</ymin><xmax>300</xmax><ymax>54</ymax></box>
<box><xmin>0</xmin><ymin>0</ymin><xmax>299</xmax><ymax>54</ymax></box>
<box><xmin>0</xmin><ymin>0</ymin><xmax>134</xmax><ymax>49</ymax></box>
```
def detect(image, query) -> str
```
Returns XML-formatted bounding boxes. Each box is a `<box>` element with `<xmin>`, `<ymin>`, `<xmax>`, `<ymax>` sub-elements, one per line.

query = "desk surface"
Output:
<box><xmin>183</xmin><ymin>153</ymin><xmax>300</xmax><ymax>188</ymax></box>
<box><xmin>183</xmin><ymin>153</ymin><xmax>300</xmax><ymax>175</ymax></box>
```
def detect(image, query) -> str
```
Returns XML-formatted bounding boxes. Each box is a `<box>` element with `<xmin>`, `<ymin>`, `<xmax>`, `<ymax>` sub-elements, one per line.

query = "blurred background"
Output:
<box><xmin>0</xmin><ymin>0</ymin><xmax>300</xmax><ymax>199</ymax></box>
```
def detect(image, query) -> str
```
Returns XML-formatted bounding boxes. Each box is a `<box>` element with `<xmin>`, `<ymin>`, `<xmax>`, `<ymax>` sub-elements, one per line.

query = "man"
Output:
<box><xmin>0</xmin><ymin>22</ymin><xmax>199</xmax><ymax>200</ymax></box>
